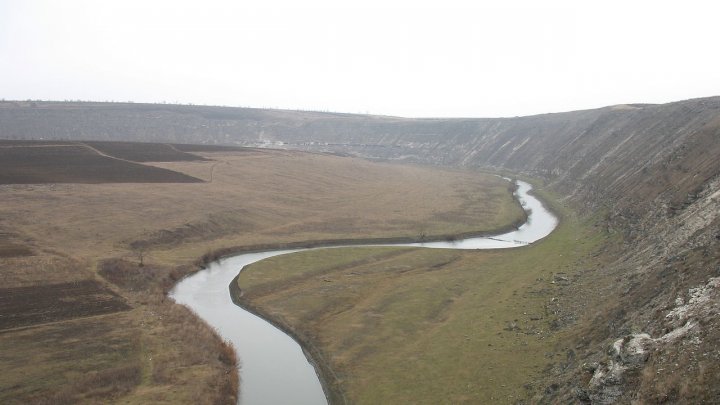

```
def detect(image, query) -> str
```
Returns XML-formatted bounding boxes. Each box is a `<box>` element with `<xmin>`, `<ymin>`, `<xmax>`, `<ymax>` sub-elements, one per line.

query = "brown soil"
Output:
<box><xmin>85</xmin><ymin>141</ymin><xmax>208</xmax><ymax>162</ymax></box>
<box><xmin>0</xmin><ymin>242</ymin><xmax>32</xmax><ymax>257</ymax></box>
<box><xmin>0</xmin><ymin>280</ymin><xmax>131</xmax><ymax>330</ymax></box>
<box><xmin>0</xmin><ymin>143</ymin><xmax>202</xmax><ymax>184</ymax></box>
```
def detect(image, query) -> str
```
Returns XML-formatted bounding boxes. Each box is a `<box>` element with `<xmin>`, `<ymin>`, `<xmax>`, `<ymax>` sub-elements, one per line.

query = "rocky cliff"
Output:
<box><xmin>2</xmin><ymin>97</ymin><xmax>719</xmax><ymax>403</ymax></box>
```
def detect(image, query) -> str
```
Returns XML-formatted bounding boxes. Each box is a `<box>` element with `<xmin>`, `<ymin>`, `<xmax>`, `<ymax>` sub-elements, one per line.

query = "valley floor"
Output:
<box><xmin>0</xmin><ymin>145</ymin><xmax>525</xmax><ymax>403</ymax></box>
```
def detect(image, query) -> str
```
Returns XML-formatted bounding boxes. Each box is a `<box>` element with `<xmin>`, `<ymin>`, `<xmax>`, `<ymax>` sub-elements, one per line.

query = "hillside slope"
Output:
<box><xmin>2</xmin><ymin>97</ymin><xmax>719</xmax><ymax>402</ymax></box>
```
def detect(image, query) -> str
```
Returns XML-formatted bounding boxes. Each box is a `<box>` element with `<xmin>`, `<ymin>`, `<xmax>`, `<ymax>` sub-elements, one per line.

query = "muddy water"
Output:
<box><xmin>170</xmin><ymin>180</ymin><xmax>557</xmax><ymax>405</ymax></box>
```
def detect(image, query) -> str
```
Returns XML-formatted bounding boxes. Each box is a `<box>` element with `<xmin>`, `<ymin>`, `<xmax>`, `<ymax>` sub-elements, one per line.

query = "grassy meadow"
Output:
<box><xmin>0</xmin><ymin>143</ymin><xmax>525</xmax><ymax>403</ymax></box>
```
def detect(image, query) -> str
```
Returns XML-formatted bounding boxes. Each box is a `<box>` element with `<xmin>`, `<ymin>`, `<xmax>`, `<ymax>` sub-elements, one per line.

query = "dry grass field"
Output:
<box><xmin>0</xmin><ymin>231</ymin><xmax>32</xmax><ymax>258</ymax></box>
<box><xmin>0</xmin><ymin>279</ymin><xmax>130</xmax><ymax>330</ymax></box>
<box><xmin>3</xmin><ymin>148</ymin><xmax>523</xmax><ymax>265</ymax></box>
<box><xmin>0</xmin><ymin>142</ymin><xmax>524</xmax><ymax>403</ymax></box>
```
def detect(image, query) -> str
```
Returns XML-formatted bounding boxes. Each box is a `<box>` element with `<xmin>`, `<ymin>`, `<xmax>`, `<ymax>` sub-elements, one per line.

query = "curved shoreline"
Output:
<box><xmin>172</xmin><ymin>179</ymin><xmax>558</xmax><ymax>405</ymax></box>
<box><xmin>226</xmin><ymin>209</ymin><xmax>537</xmax><ymax>404</ymax></box>
<box><xmin>229</xmin><ymin>276</ymin><xmax>348</xmax><ymax>405</ymax></box>
<box><xmin>195</xmin><ymin>210</ymin><xmax>529</xmax><ymax>269</ymax></box>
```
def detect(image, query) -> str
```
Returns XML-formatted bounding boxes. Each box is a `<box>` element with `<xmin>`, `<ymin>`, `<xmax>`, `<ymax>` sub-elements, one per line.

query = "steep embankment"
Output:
<box><xmin>2</xmin><ymin>97</ymin><xmax>719</xmax><ymax>402</ymax></box>
<box><xmin>314</xmin><ymin>98</ymin><xmax>720</xmax><ymax>403</ymax></box>
<box><xmin>296</xmin><ymin>97</ymin><xmax>720</xmax><ymax>403</ymax></box>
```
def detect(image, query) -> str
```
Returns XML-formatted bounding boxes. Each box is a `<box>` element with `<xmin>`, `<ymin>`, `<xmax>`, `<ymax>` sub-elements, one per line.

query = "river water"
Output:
<box><xmin>170</xmin><ymin>180</ymin><xmax>557</xmax><ymax>405</ymax></box>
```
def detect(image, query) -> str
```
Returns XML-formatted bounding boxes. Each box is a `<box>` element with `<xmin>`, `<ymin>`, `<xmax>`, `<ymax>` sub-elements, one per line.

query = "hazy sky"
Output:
<box><xmin>1</xmin><ymin>0</ymin><xmax>719</xmax><ymax>117</ymax></box>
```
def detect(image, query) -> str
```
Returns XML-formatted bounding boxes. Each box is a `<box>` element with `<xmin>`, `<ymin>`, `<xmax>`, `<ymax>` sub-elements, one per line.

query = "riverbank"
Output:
<box><xmin>195</xmin><ymin>215</ymin><xmax>528</xmax><ymax>269</ymax></box>
<box><xmin>229</xmin><ymin>275</ymin><xmax>346</xmax><ymax>405</ymax></box>
<box><xmin>194</xmin><ymin>180</ymin><xmax>528</xmax><ymax>268</ymax></box>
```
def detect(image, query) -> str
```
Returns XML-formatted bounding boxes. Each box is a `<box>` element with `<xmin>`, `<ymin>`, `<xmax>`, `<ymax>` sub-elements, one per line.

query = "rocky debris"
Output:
<box><xmin>504</xmin><ymin>321</ymin><xmax>520</xmax><ymax>331</ymax></box>
<box><xmin>551</xmin><ymin>273</ymin><xmax>571</xmax><ymax>286</ymax></box>
<box><xmin>612</xmin><ymin>333</ymin><xmax>653</xmax><ymax>365</ymax></box>
<box><xmin>581</xmin><ymin>277</ymin><xmax>720</xmax><ymax>403</ymax></box>
<box><xmin>587</xmin><ymin>360</ymin><xmax>626</xmax><ymax>404</ymax></box>
<box><xmin>664</xmin><ymin>277</ymin><xmax>719</xmax><ymax>331</ymax></box>
<box><xmin>584</xmin><ymin>333</ymin><xmax>653</xmax><ymax>403</ymax></box>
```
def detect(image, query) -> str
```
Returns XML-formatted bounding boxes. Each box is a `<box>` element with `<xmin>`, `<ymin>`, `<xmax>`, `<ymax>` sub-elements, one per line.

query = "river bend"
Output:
<box><xmin>170</xmin><ymin>180</ymin><xmax>558</xmax><ymax>405</ymax></box>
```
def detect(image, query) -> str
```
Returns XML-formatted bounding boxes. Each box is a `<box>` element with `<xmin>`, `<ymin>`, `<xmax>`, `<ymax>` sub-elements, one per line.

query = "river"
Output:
<box><xmin>170</xmin><ymin>180</ymin><xmax>558</xmax><ymax>405</ymax></box>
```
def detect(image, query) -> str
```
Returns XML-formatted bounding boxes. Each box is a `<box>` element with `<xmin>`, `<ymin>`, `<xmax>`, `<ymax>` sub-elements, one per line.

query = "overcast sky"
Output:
<box><xmin>1</xmin><ymin>0</ymin><xmax>719</xmax><ymax>117</ymax></box>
